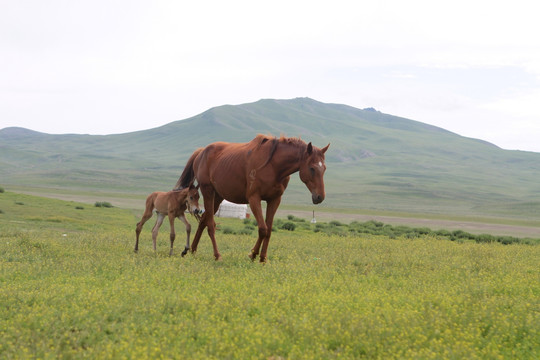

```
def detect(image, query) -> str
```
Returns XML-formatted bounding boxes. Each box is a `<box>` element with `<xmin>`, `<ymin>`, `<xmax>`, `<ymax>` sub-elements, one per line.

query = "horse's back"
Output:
<box><xmin>194</xmin><ymin>139</ymin><xmax>270</xmax><ymax>204</ymax></box>
<box><xmin>147</xmin><ymin>191</ymin><xmax>170</xmax><ymax>214</ymax></box>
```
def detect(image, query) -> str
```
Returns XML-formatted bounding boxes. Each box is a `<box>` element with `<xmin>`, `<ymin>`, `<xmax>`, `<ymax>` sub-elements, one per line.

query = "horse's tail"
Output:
<box><xmin>174</xmin><ymin>148</ymin><xmax>203</xmax><ymax>190</ymax></box>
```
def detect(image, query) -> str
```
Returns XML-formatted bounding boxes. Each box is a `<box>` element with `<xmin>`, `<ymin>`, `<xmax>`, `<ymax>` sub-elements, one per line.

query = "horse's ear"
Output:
<box><xmin>321</xmin><ymin>143</ymin><xmax>330</xmax><ymax>154</ymax></box>
<box><xmin>307</xmin><ymin>142</ymin><xmax>313</xmax><ymax>155</ymax></box>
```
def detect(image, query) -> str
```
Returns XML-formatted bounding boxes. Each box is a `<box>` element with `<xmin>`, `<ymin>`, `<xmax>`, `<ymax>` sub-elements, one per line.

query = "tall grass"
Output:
<box><xmin>1</xmin><ymin>192</ymin><xmax>539</xmax><ymax>359</ymax></box>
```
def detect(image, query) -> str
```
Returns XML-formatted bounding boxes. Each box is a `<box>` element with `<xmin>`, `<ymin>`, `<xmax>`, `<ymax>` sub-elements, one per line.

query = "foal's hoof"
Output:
<box><xmin>181</xmin><ymin>249</ymin><xmax>188</xmax><ymax>257</ymax></box>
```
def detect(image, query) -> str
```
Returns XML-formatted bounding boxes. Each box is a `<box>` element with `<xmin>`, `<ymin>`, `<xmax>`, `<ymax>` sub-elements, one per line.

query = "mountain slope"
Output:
<box><xmin>1</xmin><ymin>98</ymin><xmax>540</xmax><ymax>217</ymax></box>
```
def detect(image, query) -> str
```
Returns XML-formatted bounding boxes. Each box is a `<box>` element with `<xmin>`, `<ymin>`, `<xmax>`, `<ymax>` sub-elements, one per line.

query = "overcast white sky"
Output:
<box><xmin>2</xmin><ymin>0</ymin><xmax>540</xmax><ymax>151</ymax></box>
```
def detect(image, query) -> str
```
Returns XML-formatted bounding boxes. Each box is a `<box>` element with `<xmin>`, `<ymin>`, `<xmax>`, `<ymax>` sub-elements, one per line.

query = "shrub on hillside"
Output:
<box><xmin>280</xmin><ymin>222</ymin><xmax>296</xmax><ymax>231</ymax></box>
<box><xmin>435</xmin><ymin>229</ymin><xmax>452</xmax><ymax>237</ymax></box>
<box><xmin>239</xmin><ymin>227</ymin><xmax>253</xmax><ymax>235</ymax></box>
<box><xmin>94</xmin><ymin>201</ymin><xmax>113</xmax><ymax>208</ymax></box>
<box><xmin>452</xmin><ymin>230</ymin><xmax>475</xmax><ymax>240</ymax></box>
<box><xmin>497</xmin><ymin>236</ymin><xmax>520</xmax><ymax>245</ymax></box>
<box><xmin>220</xmin><ymin>226</ymin><xmax>236</xmax><ymax>234</ymax></box>
<box><xmin>287</xmin><ymin>215</ymin><xmax>306</xmax><ymax>222</ymax></box>
<box><xmin>475</xmin><ymin>234</ymin><xmax>495</xmax><ymax>243</ymax></box>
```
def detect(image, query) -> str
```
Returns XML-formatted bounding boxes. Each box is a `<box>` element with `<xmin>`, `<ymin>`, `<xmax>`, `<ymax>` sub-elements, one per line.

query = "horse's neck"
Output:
<box><xmin>273</xmin><ymin>143</ymin><xmax>304</xmax><ymax>178</ymax></box>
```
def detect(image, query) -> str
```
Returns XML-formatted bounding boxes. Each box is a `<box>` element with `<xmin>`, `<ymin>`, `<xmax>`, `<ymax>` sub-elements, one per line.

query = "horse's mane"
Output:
<box><xmin>252</xmin><ymin>134</ymin><xmax>306</xmax><ymax>170</ymax></box>
<box><xmin>253</xmin><ymin>134</ymin><xmax>305</xmax><ymax>146</ymax></box>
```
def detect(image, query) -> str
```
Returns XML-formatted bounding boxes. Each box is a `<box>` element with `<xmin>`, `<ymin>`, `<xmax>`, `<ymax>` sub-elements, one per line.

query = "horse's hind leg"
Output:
<box><xmin>191</xmin><ymin>220</ymin><xmax>206</xmax><ymax>255</ymax></box>
<box><xmin>168</xmin><ymin>213</ymin><xmax>176</xmax><ymax>256</ymax></box>
<box><xmin>191</xmin><ymin>186</ymin><xmax>222</xmax><ymax>260</ymax></box>
<box><xmin>177</xmin><ymin>214</ymin><xmax>191</xmax><ymax>257</ymax></box>
<box><xmin>205</xmin><ymin>193</ymin><xmax>223</xmax><ymax>260</ymax></box>
<box><xmin>152</xmin><ymin>213</ymin><xmax>165</xmax><ymax>252</ymax></box>
<box><xmin>190</xmin><ymin>187</ymin><xmax>207</xmax><ymax>254</ymax></box>
<box><xmin>135</xmin><ymin>211</ymin><xmax>153</xmax><ymax>252</ymax></box>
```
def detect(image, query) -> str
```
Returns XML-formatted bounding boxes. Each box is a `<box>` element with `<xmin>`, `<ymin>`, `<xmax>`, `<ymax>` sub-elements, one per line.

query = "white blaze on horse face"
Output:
<box><xmin>318</xmin><ymin>161</ymin><xmax>324</xmax><ymax>168</ymax></box>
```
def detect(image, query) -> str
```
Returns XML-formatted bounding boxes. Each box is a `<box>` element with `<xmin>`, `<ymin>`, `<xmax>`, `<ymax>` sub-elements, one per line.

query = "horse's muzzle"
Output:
<box><xmin>193</xmin><ymin>208</ymin><xmax>202</xmax><ymax>215</ymax></box>
<box><xmin>312</xmin><ymin>193</ymin><xmax>324</xmax><ymax>204</ymax></box>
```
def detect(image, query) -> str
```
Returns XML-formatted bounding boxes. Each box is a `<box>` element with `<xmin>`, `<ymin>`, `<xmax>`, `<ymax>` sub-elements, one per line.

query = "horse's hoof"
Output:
<box><xmin>259</xmin><ymin>257</ymin><xmax>268</xmax><ymax>264</ymax></box>
<box><xmin>215</xmin><ymin>255</ymin><xmax>223</xmax><ymax>261</ymax></box>
<box><xmin>248</xmin><ymin>251</ymin><xmax>257</xmax><ymax>261</ymax></box>
<box><xmin>181</xmin><ymin>249</ymin><xmax>188</xmax><ymax>257</ymax></box>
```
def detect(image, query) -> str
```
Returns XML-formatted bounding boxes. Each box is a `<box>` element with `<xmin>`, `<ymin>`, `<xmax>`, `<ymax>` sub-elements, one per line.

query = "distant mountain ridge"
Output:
<box><xmin>1</xmin><ymin>98</ymin><xmax>539</xmax><ymax>217</ymax></box>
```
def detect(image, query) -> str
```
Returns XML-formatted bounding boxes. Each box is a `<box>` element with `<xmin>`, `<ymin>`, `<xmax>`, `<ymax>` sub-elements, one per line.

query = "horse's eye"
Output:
<box><xmin>310</xmin><ymin>167</ymin><xmax>315</xmax><ymax>176</ymax></box>
<box><xmin>189</xmin><ymin>196</ymin><xmax>193</xmax><ymax>200</ymax></box>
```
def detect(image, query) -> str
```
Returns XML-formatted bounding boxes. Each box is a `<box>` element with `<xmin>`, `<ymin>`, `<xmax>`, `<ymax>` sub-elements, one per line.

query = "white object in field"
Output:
<box><xmin>215</xmin><ymin>200</ymin><xmax>248</xmax><ymax>219</ymax></box>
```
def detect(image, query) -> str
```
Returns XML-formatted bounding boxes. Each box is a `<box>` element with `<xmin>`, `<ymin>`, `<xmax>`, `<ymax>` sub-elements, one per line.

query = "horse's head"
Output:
<box><xmin>186</xmin><ymin>184</ymin><xmax>202</xmax><ymax>217</ymax></box>
<box><xmin>299</xmin><ymin>142</ymin><xmax>330</xmax><ymax>204</ymax></box>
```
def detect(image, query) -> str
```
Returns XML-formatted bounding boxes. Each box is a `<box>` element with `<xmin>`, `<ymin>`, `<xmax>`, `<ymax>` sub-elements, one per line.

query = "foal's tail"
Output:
<box><xmin>174</xmin><ymin>148</ymin><xmax>203</xmax><ymax>190</ymax></box>
<box><xmin>142</xmin><ymin>192</ymin><xmax>158</xmax><ymax>216</ymax></box>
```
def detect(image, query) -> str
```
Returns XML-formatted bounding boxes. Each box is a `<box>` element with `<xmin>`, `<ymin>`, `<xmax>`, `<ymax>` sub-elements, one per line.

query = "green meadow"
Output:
<box><xmin>1</xmin><ymin>191</ymin><xmax>539</xmax><ymax>359</ymax></box>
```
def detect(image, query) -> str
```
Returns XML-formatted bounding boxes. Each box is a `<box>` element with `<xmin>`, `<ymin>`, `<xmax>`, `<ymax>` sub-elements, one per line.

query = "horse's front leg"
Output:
<box><xmin>177</xmin><ymin>214</ymin><xmax>191</xmax><ymax>257</ymax></box>
<box><xmin>248</xmin><ymin>196</ymin><xmax>266</xmax><ymax>261</ymax></box>
<box><xmin>259</xmin><ymin>197</ymin><xmax>281</xmax><ymax>263</ymax></box>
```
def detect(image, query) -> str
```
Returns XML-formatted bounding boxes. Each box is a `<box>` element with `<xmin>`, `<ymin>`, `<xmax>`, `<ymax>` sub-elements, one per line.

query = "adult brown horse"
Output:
<box><xmin>134</xmin><ymin>184</ymin><xmax>201</xmax><ymax>256</ymax></box>
<box><xmin>174</xmin><ymin>134</ymin><xmax>329</xmax><ymax>262</ymax></box>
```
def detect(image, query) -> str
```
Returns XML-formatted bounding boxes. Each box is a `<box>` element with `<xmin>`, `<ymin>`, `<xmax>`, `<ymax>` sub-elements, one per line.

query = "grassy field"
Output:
<box><xmin>1</xmin><ymin>191</ymin><xmax>539</xmax><ymax>359</ymax></box>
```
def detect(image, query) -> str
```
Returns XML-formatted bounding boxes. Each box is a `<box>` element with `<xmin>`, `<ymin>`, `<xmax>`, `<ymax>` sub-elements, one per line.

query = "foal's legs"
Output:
<box><xmin>177</xmin><ymin>214</ymin><xmax>191</xmax><ymax>257</ymax></box>
<box><xmin>135</xmin><ymin>209</ymin><xmax>154</xmax><ymax>252</ymax></box>
<box><xmin>151</xmin><ymin>213</ymin><xmax>165</xmax><ymax>251</ymax></box>
<box><xmin>168</xmin><ymin>213</ymin><xmax>176</xmax><ymax>256</ymax></box>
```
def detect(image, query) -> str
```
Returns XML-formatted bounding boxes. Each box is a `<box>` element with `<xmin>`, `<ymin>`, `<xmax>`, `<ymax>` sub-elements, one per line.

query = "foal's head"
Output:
<box><xmin>299</xmin><ymin>142</ymin><xmax>330</xmax><ymax>204</ymax></box>
<box><xmin>186</xmin><ymin>184</ymin><xmax>202</xmax><ymax>217</ymax></box>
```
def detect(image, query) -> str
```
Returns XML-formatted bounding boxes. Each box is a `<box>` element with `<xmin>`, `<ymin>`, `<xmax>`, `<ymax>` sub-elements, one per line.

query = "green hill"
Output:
<box><xmin>2</xmin><ymin>98</ymin><xmax>540</xmax><ymax>218</ymax></box>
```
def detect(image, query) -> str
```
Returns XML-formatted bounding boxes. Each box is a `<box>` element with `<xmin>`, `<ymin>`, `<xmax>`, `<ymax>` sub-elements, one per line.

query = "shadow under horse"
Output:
<box><xmin>175</xmin><ymin>134</ymin><xmax>329</xmax><ymax>262</ymax></box>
